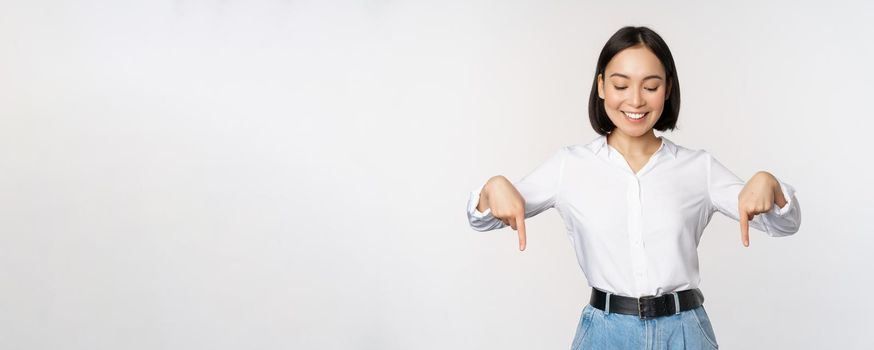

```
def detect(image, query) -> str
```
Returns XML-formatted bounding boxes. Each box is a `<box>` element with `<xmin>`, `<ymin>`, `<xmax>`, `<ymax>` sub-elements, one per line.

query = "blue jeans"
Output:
<box><xmin>570</xmin><ymin>303</ymin><xmax>719</xmax><ymax>349</ymax></box>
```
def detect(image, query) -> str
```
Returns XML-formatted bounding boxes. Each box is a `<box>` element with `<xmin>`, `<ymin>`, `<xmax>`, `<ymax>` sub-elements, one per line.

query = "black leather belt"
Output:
<box><xmin>589</xmin><ymin>287</ymin><xmax>705</xmax><ymax>319</ymax></box>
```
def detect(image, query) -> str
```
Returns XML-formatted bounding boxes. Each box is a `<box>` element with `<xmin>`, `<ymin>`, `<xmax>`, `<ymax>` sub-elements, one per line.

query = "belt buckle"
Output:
<box><xmin>637</xmin><ymin>295</ymin><xmax>658</xmax><ymax>320</ymax></box>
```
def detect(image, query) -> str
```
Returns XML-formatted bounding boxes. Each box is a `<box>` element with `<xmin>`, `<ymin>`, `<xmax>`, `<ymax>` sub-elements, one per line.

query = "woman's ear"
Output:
<box><xmin>597</xmin><ymin>74</ymin><xmax>605</xmax><ymax>99</ymax></box>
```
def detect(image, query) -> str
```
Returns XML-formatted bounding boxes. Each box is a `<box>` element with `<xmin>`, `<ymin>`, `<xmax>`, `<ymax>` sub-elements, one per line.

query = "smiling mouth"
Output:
<box><xmin>622</xmin><ymin>111</ymin><xmax>648</xmax><ymax>120</ymax></box>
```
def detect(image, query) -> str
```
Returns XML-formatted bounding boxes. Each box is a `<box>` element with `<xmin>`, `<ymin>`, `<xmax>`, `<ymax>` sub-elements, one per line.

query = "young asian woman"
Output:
<box><xmin>466</xmin><ymin>26</ymin><xmax>801</xmax><ymax>349</ymax></box>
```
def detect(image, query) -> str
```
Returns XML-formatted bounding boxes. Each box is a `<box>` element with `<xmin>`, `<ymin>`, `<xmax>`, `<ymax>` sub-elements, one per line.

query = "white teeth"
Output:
<box><xmin>624</xmin><ymin>111</ymin><xmax>646</xmax><ymax>119</ymax></box>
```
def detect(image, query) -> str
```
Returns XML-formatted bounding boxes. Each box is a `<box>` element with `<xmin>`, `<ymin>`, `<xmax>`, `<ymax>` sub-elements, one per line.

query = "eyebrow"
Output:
<box><xmin>609</xmin><ymin>73</ymin><xmax>664</xmax><ymax>81</ymax></box>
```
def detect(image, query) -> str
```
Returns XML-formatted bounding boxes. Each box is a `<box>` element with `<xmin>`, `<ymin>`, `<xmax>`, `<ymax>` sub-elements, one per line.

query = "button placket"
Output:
<box><xmin>627</xmin><ymin>175</ymin><xmax>649</xmax><ymax>292</ymax></box>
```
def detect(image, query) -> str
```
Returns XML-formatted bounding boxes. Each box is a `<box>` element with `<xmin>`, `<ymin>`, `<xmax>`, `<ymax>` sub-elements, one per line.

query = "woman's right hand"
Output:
<box><xmin>481</xmin><ymin>176</ymin><xmax>528</xmax><ymax>251</ymax></box>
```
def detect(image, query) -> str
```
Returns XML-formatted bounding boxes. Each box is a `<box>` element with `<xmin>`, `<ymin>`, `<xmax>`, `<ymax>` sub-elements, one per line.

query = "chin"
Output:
<box><xmin>622</xmin><ymin>130</ymin><xmax>652</xmax><ymax>137</ymax></box>
<box><xmin>611</xmin><ymin>125</ymin><xmax>653</xmax><ymax>137</ymax></box>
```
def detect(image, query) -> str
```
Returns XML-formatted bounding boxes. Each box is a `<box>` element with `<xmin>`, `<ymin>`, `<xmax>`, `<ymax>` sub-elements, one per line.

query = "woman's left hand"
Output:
<box><xmin>737</xmin><ymin>171</ymin><xmax>787</xmax><ymax>247</ymax></box>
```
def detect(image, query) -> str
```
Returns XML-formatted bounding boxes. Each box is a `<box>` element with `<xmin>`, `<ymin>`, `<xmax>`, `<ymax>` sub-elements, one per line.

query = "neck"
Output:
<box><xmin>606</xmin><ymin>130</ymin><xmax>661</xmax><ymax>156</ymax></box>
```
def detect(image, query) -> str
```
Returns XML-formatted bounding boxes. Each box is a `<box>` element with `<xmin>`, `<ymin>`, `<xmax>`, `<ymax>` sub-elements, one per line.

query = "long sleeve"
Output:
<box><xmin>466</xmin><ymin>146</ymin><xmax>568</xmax><ymax>232</ymax></box>
<box><xmin>706</xmin><ymin>152</ymin><xmax>802</xmax><ymax>237</ymax></box>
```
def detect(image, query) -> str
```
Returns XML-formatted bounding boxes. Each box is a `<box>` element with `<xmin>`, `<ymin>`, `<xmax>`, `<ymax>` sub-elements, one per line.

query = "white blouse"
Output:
<box><xmin>466</xmin><ymin>134</ymin><xmax>801</xmax><ymax>298</ymax></box>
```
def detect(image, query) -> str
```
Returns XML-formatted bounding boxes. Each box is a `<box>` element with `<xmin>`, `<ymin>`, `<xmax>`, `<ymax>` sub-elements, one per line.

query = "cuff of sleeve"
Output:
<box><xmin>769</xmin><ymin>179</ymin><xmax>796</xmax><ymax>216</ymax></box>
<box><xmin>468</xmin><ymin>181</ymin><xmax>493</xmax><ymax>218</ymax></box>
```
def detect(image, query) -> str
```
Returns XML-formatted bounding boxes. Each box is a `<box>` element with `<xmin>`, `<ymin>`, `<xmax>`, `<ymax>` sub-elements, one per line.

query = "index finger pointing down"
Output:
<box><xmin>516</xmin><ymin>216</ymin><xmax>526</xmax><ymax>251</ymax></box>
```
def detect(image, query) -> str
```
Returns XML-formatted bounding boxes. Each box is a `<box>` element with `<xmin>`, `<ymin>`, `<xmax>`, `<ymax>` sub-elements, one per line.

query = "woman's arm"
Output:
<box><xmin>707</xmin><ymin>153</ymin><xmax>802</xmax><ymax>246</ymax></box>
<box><xmin>466</xmin><ymin>147</ymin><xmax>568</xmax><ymax>233</ymax></box>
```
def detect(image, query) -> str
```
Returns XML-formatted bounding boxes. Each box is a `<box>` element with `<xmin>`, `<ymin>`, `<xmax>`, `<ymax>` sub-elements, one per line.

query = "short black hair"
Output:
<box><xmin>588</xmin><ymin>26</ymin><xmax>681</xmax><ymax>135</ymax></box>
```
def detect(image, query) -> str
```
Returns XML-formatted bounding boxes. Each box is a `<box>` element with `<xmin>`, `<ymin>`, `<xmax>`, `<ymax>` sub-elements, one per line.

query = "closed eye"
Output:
<box><xmin>615</xmin><ymin>86</ymin><xmax>658</xmax><ymax>92</ymax></box>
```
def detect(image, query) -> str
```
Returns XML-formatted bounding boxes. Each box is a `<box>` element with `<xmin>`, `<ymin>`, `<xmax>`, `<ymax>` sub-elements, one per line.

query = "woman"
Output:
<box><xmin>465</xmin><ymin>26</ymin><xmax>801</xmax><ymax>349</ymax></box>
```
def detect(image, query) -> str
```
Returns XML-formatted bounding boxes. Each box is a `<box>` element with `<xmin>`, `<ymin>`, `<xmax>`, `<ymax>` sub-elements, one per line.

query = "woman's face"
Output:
<box><xmin>597</xmin><ymin>45</ymin><xmax>671</xmax><ymax>138</ymax></box>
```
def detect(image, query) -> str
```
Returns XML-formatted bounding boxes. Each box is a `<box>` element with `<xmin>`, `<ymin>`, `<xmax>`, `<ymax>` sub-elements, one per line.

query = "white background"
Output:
<box><xmin>1</xmin><ymin>1</ymin><xmax>872</xmax><ymax>349</ymax></box>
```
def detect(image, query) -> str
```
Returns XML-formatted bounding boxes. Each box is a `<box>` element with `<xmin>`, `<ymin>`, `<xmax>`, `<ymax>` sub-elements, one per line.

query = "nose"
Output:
<box><xmin>629</xmin><ymin>88</ymin><xmax>644</xmax><ymax>108</ymax></box>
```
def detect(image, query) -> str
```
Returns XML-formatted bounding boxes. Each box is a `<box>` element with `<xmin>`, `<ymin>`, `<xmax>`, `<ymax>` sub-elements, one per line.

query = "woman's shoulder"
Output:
<box><xmin>563</xmin><ymin>134</ymin><xmax>607</xmax><ymax>156</ymax></box>
<box><xmin>660</xmin><ymin>135</ymin><xmax>710</xmax><ymax>160</ymax></box>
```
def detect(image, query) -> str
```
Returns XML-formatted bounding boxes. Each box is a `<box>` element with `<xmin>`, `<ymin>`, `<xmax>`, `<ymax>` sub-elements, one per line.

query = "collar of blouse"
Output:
<box><xmin>588</xmin><ymin>134</ymin><xmax>679</xmax><ymax>160</ymax></box>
